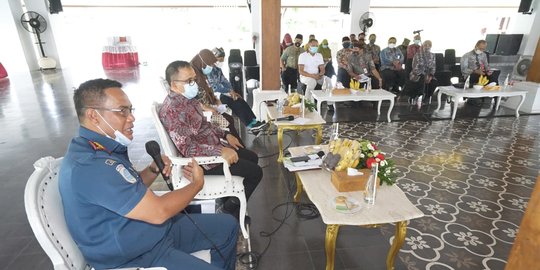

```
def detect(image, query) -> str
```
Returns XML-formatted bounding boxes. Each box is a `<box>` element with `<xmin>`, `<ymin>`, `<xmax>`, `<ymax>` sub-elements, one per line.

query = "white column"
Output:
<box><xmin>349</xmin><ymin>0</ymin><xmax>371</xmax><ymax>35</ymax></box>
<box><xmin>251</xmin><ymin>0</ymin><xmax>262</xmax><ymax>64</ymax></box>
<box><xmin>506</xmin><ymin>0</ymin><xmax>540</xmax><ymax>56</ymax></box>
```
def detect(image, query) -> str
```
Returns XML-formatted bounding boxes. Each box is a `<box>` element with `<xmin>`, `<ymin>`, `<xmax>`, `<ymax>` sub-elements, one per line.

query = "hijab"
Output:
<box><xmin>190</xmin><ymin>49</ymin><xmax>218</xmax><ymax>105</ymax></box>
<box><xmin>281</xmin><ymin>33</ymin><xmax>292</xmax><ymax>50</ymax></box>
<box><xmin>318</xmin><ymin>39</ymin><xmax>331</xmax><ymax>59</ymax></box>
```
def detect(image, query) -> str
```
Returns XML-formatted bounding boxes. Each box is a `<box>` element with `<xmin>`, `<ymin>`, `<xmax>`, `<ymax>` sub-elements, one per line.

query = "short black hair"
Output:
<box><xmin>165</xmin><ymin>60</ymin><xmax>192</xmax><ymax>87</ymax></box>
<box><xmin>309</xmin><ymin>38</ymin><xmax>318</xmax><ymax>44</ymax></box>
<box><xmin>73</xmin><ymin>78</ymin><xmax>122</xmax><ymax>121</ymax></box>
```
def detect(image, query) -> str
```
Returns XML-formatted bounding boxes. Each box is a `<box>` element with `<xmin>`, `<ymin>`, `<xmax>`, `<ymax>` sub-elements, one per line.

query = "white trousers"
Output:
<box><xmin>300</xmin><ymin>75</ymin><xmax>324</xmax><ymax>101</ymax></box>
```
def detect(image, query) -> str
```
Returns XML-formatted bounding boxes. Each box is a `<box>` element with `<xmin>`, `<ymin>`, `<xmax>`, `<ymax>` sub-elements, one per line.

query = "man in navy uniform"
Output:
<box><xmin>59</xmin><ymin>79</ymin><xmax>238</xmax><ymax>270</ymax></box>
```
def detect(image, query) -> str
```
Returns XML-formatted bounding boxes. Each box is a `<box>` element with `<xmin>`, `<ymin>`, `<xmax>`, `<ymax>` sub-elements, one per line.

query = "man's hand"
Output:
<box><xmin>182</xmin><ymin>159</ymin><xmax>204</xmax><ymax>189</ymax></box>
<box><xmin>474</xmin><ymin>69</ymin><xmax>485</xmax><ymax>75</ymax></box>
<box><xmin>425</xmin><ymin>75</ymin><xmax>433</xmax><ymax>84</ymax></box>
<box><xmin>150</xmin><ymin>155</ymin><xmax>172</xmax><ymax>178</ymax></box>
<box><xmin>229</xmin><ymin>91</ymin><xmax>242</xmax><ymax>100</ymax></box>
<box><xmin>226</xmin><ymin>134</ymin><xmax>244</xmax><ymax>150</ymax></box>
<box><xmin>221</xmin><ymin>147</ymin><xmax>239</xmax><ymax>164</ymax></box>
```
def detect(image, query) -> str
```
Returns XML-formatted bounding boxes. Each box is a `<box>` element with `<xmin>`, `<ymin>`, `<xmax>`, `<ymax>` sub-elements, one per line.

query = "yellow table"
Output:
<box><xmin>266</xmin><ymin>106</ymin><xmax>326</xmax><ymax>162</ymax></box>
<box><xmin>288</xmin><ymin>146</ymin><xmax>424</xmax><ymax>270</ymax></box>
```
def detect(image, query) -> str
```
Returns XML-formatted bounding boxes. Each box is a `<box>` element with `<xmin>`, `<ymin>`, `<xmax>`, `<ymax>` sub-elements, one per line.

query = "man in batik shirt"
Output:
<box><xmin>460</xmin><ymin>39</ymin><xmax>495</xmax><ymax>87</ymax></box>
<box><xmin>405</xmin><ymin>40</ymin><xmax>437</xmax><ymax>102</ymax></box>
<box><xmin>336</xmin><ymin>36</ymin><xmax>353</xmax><ymax>88</ymax></box>
<box><xmin>347</xmin><ymin>42</ymin><xmax>383</xmax><ymax>89</ymax></box>
<box><xmin>366</xmin><ymin>33</ymin><xmax>381</xmax><ymax>71</ymax></box>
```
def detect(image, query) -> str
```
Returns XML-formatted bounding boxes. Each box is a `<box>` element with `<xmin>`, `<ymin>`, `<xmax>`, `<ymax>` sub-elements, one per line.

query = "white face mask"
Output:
<box><xmin>95</xmin><ymin>111</ymin><xmax>132</xmax><ymax>146</ymax></box>
<box><xmin>388</xmin><ymin>43</ymin><xmax>396</xmax><ymax>49</ymax></box>
<box><xmin>215</xmin><ymin>61</ymin><xmax>224</xmax><ymax>68</ymax></box>
<box><xmin>475</xmin><ymin>49</ymin><xmax>483</xmax><ymax>55</ymax></box>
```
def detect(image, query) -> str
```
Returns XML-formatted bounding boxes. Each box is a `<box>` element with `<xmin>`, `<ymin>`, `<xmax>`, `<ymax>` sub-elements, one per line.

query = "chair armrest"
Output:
<box><xmin>169</xmin><ymin>156</ymin><xmax>233</xmax><ymax>183</ymax></box>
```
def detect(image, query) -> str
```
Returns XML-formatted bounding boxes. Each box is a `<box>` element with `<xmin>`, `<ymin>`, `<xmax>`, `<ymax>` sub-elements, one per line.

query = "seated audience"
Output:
<box><xmin>318</xmin><ymin>38</ymin><xmax>336</xmax><ymax>89</ymax></box>
<box><xmin>60</xmin><ymin>78</ymin><xmax>238</xmax><ymax>270</ymax></box>
<box><xmin>460</xmin><ymin>39</ymin><xmax>496</xmax><ymax>87</ymax></box>
<box><xmin>280</xmin><ymin>34</ymin><xmax>303</xmax><ymax>92</ymax></box>
<box><xmin>358</xmin><ymin>32</ymin><xmax>366</xmax><ymax>45</ymax></box>
<box><xmin>160</xmin><ymin>60</ymin><xmax>263</xmax><ymax>220</ymax></box>
<box><xmin>349</xmin><ymin>33</ymin><xmax>357</xmax><ymax>42</ymax></box>
<box><xmin>336</xmin><ymin>36</ymin><xmax>353</xmax><ymax>88</ymax></box>
<box><xmin>397</xmin><ymin>38</ymin><xmax>410</xmax><ymax>63</ymax></box>
<box><xmin>206</xmin><ymin>47</ymin><xmax>267</xmax><ymax>133</ymax></box>
<box><xmin>406</xmin><ymin>34</ymin><xmax>422</xmax><ymax>74</ymax></box>
<box><xmin>366</xmin><ymin>33</ymin><xmax>381</xmax><ymax>71</ymax></box>
<box><xmin>299</xmin><ymin>38</ymin><xmax>325</xmax><ymax>101</ymax></box>
<box><xmin>380</xmin><ymin>37</ymin><xmax>405</xmax><ymax>93</ymax></box>
<box><xmin>303</xmin><ymin>34</ymin><xmax>316</xmax><ymax>51</ymax></box>
<box><xmin>347</xmin><ymin>42</ymin><xmax>383</xmax><ymax>89</ymax></box>
<box><xmin>404</xmin><ymin>40</ymin><xmax>437</xmax><ymax>103</ymax></box>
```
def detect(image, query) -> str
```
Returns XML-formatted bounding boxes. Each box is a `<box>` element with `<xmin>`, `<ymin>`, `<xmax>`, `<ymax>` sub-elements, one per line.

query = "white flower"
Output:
<box><xmin>367</xmin><ymin>144</ymin><xmax>374</xmax><ymax>151</ymax></box>
<box><xmin>373</xmin><ymin>151</ymin><xmax>379</xmax><ymax>156</ymax></box>
<box><xmin>380</xmin><ymin>160</ymin><xmax>388</xmax><ymax>166</ymax></box>
<box><xmin>360</xmin><ymin>153</ymin><xmax>365</xmax><ymax>158</ymax></box>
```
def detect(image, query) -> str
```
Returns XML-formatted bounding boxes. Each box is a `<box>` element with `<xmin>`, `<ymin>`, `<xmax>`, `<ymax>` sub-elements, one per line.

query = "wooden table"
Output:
<box><xmin>289</xmin><ymin>146</ymin><xmax>424</xmax><ymax>270</ymax></box>
<box><xmin>434</xmin><ymin>86</ymin><xmax>527</xmax><ymax>120</ymax></box>
<box><xmin>311</xmin><ymin>89</ymin><xmax>396</xmax><ymax>122</ymax></box>
<box><xmin>267</xmin><ymin>106</ymin><xmax>326</xmax><ymax>162</ymax></box>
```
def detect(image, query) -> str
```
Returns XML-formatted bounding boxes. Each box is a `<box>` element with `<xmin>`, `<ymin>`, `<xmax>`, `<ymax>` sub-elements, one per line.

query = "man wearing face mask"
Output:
<box><xmin>298</xmin><ymin>38</ymin><xmax>325</xmax><ymax>101</ymax></box>
<box><xmin>160</xmin><ymin>61</ymin><xmax>263</xmax><ymax>221</ymax></box>
<box><xmin>280</xmin><ymin>34</ymin><xmax>303</xmax><ymax>92</ymax></box>
<box><xmin>406</xmin><ymin>35</ymin><xmax>422</xmax><ymax>75</ymax></box>
<box><xmin>460</xmin><ymin>40</ymin><xmax>495</xmax><ymax>87</ymax></box>
<box><xmin>347</xmin><ymin>42</ymin><xmax>383</xmax><ymax>89</ymax></box>
<box><xmin>336</xmin><ymin>36</ymin><xmax>353</xmax><ymax>88</ymax></box>
<box><xmin>366</xmin><ymin>34</ymin><xmax>381</xmax><ymax>71</ymax></box>
<box><xmin>380</xmin><ymin>37</ymin><xmax>405</xmax><ymax>93</ymax></box>
<box><xmin>59</xmin><ymin>78</ymin><xmax>239</xmax><ymax>270</ymax></box>
<box><xmin>404</xmin><ymin>40</ymin><xmax>437</xmax><ymax>104</ymax></box>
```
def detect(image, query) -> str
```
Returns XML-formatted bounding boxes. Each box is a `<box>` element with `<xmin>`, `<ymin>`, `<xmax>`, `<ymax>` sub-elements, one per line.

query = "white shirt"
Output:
<box><xmin>298</xmin><ymin>52</ymin><xmax>324</xmax><ymax>75</ymax></box>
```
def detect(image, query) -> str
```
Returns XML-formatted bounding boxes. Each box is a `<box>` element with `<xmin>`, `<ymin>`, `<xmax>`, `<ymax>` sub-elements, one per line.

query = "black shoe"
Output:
<box><xmin>249</xmin><ymin>121</ymin><xmax>268</xmax><ymax>133</ymax></box>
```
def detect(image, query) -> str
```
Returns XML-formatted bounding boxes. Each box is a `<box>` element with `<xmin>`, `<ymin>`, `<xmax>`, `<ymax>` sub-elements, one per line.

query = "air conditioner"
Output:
<box><xmin>512</xmin><ymin>55</ymin><xmax>532</xmax><ymax>81</ymax></box>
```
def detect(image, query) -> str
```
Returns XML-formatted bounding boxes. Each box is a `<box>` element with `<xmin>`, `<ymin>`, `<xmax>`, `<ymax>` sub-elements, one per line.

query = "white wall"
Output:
<box><xmin>506</xmin><ymin>0</ymin><xmax>540</xmax><ymax>55</ymax></box>
<box><xmin>350</xmin><ymin>0</ymin><xmax>371</xmax><ymax>35</ymax></box>
<box><xmin>0</xmin><ymin>0</ymin><xmax>37</xmax><ymax>72</ymax></box>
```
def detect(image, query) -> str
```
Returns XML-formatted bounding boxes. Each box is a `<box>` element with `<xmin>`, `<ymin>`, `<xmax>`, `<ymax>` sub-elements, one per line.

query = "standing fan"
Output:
<box><xmin>359</xmin><ymin>12</ymin><xmax>374</xmax><ymax>33</ymax></box>
<box><xmin>20</xmin><ymin>11</ymin><xmax>57</xmax><ymax>70</ymax></box>
<box><xmin>512</xmin><ymin>55</ymin><xmax>532</xmax><ymax>81</ymax></box>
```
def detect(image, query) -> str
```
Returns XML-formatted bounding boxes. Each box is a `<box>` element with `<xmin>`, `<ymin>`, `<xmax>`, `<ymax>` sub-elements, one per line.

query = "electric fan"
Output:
<box><xmin>512</xmin><ymin>55</ymin><xmax>532</xmax><ymax>81</ymax></box>
<box><xmin>20</xmin><ymin>11</ymin><xmax>57</xmax><ymax>70</ymax></box>
<box><xmin>359</xmin><ymin>12</ymin><xmax>375</xmax><ymax>33</ymax></box>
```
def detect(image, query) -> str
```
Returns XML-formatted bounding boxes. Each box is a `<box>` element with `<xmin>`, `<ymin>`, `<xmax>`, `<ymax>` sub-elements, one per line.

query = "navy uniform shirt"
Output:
<box><xmin>59</xmin><ymin>127</ymin><xmax>170</xmax><ymax>269</ymax></box>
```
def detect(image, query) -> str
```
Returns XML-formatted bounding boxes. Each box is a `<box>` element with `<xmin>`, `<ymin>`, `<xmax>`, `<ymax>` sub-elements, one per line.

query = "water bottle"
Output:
<box><xmin>330</xmin><ymin>123</ymin><xmax>339</xmax><ymax>140</ymax></box>
<box><xmin>364</xmin><ymin>162</ymin><xmax>379</xmax><ymax>205</ymax></box>
<box><xmin>464</xmin><ymin>75</ymin><xmax>470</xmax><ymax>90</ymax></box>
<box><xmin>504</xmin><ymin>74</ymin><xmax>509</xmax><ymax>88</ymax></box>
<box><xmin>277</xmin><ymin>99</ymin><xmax>284</xmax><ymax>115</ymax></box>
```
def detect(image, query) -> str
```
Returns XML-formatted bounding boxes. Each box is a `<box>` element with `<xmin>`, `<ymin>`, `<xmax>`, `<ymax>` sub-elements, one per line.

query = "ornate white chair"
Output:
<box><xmin>24</xmin><ymin>156</ymin><xmax>210</xmax><ymax>270</ymax></box>
<box><xmin>151</xmin><ymin>102</ymin><xmax>249</xmax><ymax>239</ymax></box>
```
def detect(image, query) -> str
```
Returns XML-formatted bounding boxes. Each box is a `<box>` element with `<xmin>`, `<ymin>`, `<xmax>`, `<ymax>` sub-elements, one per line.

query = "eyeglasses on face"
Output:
<box><xmin>86</xmin><ymin>106</ymin><xmax>135</xmax><ymax>117</ymax></box>
<box><xmin>174</xmin><ymin>78</ymin><xmax>196</xmax><ymax>86</ymax></box>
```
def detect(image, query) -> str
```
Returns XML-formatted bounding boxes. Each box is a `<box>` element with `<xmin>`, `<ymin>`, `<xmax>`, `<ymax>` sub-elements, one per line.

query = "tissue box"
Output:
<box><xmin>283</xmin><ymin>106</ymin><xmax>301</xmax><ymax>115</ymax></box>
<box><xmin>332</xmin><ymin>89</ymin><xmax>352</xmax><ymax>95</ymax></box>
<box><xmin>331</xmin><ymin>169</ymin><xmax>379</xmax><ymax>192</ymax></box>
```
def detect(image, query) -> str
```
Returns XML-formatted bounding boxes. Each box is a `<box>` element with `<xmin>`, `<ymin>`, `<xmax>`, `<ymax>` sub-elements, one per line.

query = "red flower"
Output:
<box><xmin>366</xmin><ymin>157</ymin><xmax>377</xmax><ymax>168</ymax></box>
<box><xmin>376</xmin><ymin>153</ymin><xmax>385</xmax><ymax>161</ymax></box>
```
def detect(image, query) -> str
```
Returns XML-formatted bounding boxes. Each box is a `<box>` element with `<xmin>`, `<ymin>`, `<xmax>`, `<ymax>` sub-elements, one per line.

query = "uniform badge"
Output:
<box><xmin>116</xmin><ymin>164</ymin><xmax>137</xmax><ymax>184</ymax></box>
<box><xmin>105</xmin><ymin>159</ymin><xmax>116</xmax><ymax>166</ymax></box>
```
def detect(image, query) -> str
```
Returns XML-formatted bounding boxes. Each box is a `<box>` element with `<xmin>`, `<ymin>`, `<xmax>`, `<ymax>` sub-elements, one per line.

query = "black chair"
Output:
<box><xmin>228</xmin><ymin>49</ymin><xmax>244</xmax><ymax>95</ymax></box>
<box><xmin>243</xmin><ymin>50</ymin><xmax>260</xmax><ymax>82</ymax></box>
<box><xmin>434</xmin><ymin>53</ymin><xmax>451</xmax><ymax>86</ymax></box>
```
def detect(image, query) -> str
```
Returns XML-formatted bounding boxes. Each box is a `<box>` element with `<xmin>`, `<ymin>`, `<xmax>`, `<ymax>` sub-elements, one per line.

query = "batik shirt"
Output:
<box><xmin>206</xmin><ymin>66</ymin><xmax>232</xmax><ymax>94</ymax></box>
<box><xmin>460</xmin><ymin>50</ymin><xmax>490</xmax><ymax>78</ymax></box>
<box><xmin>336</xmin><ymin>48</ymin><xmax>353</xmax><ymax>69</ymax></box>
<box><xmin>280</xmin><ymin>46</ymin><xmax>303</xmax><ymax>69</ymax></box>
<box><xmin>347</xmin><ymin>52</ymin><xmax>376</xmax><ymax>76</ymax></box>
<box><xmin>407</xmin><ymin>44</ymin><xmax>421</xmax><ymax>60</ymax></box>
<box><xmin>159</xmin><ymin>92</ymin><xmax>226</xmax><ymax>169</ymax></box>
<box><xmin>366</xmin><ymin>43</ymin><xmax>381</xmax><ymax>63</ymax></box>
<box><xmin>410</xmin><ymin>50</ymin><xmax>436</xmax><ymax>82</ymax></box>
<box><xmin>380</xmin><ymin>47</ymin><xmax>404</xmax><ymax>71</ymax></box>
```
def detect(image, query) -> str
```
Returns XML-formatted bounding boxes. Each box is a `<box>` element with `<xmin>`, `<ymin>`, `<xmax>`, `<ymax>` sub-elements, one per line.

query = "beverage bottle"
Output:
<box><xmin>464</xmin><ymin>75</ymin><xmax>470</xmax><ymax>90</ymax></box>
<box><xmin>364</xmin><ymin>162</ymin><xmax>379</xmax><ymax>205</ymax></box>
<box><xmin>504</xmin><ymin>74</ymin><xmax>509</xmax><ymax>88</ymax></box>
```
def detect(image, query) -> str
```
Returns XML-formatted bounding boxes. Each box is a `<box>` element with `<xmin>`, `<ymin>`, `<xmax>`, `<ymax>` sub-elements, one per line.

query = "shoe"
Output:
<box><xmin>249</xmin><ymin>121</ymin><xmax>268</xmax><ymax>133</ymax></box>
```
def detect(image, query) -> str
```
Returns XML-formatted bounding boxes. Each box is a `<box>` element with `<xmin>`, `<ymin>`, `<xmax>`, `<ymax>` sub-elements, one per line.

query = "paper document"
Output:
<box><xmin>291</xmin><ymin>117</ymin><xmax>310</xmax><ymax>125</ymax></box>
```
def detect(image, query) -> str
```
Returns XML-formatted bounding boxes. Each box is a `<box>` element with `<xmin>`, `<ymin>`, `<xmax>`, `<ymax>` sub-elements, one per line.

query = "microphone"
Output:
<box><xmin>275</xmin><ymin>115</ymin><xmax>294</xmax><ymax>121</ymax></box>
<box><xmin>413</xmin><ymin>29</ymin><xmax>423</xmax><ymax>35</ymax></box>
<box><xmin>145</xmin><ymin>140</ymin><xmax>173</xmax><ymax>191</ymax></box>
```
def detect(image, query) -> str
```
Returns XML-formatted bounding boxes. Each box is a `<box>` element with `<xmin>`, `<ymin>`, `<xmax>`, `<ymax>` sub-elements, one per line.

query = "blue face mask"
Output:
<box><xmin>202</xmin><ymin>65</ymin><xmax>213</xmax><ymax>75</ymax></box>
<box><xmin>183</xmin><ymin>81</ymin><xmax>199</xmax><ymax>99</ymax></box>
<box><xmin>309</xmin><ymin>46</ymin><xmax>318</xmax><ymax>54</ymax></box>
<box><xmin>95</xmin><ymin>111</ymin><xmax>132</xmax><ymax>146</ymax></box>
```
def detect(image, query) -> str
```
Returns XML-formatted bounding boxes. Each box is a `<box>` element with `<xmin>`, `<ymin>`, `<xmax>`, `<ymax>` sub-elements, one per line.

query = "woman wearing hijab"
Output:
<box><xmin>280</xmin><ymin>33</ymin><xmax>293</xmax><ymax>55</ymax></box>
<box><xmin>190</xmin><ymin>49</ymin><xmax>266</xmax><ymax>136</ymax></box>
<box><xmin>318</xmin><ymin>39</ymin><xmax>335</xmax><ymax>89</ymax></box>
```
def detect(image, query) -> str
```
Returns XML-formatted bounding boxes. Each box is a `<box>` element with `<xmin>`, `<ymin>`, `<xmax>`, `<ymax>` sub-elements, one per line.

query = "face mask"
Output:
<box><xmin>286</xmin><ymin>42</ymin><xmax>292</xmax><ymax>46</ymax></box>
<box><xmin>342</xmin><ymin>42</ymin><xmax>351</xmax><ymax>48</ymax></box>
<box><xmin>182</xmin><ymin>81</ymin><xmax>199</xmax><ymax>99</ymax></box>
<box><xmin>475</xmin><ymin>49</ymin><xmax>483</xmax><ymax>54</ymax></box>
<box><xmin>388</xmin><ymin>43</ymin><xmax>396</xmax><ymax>49</ymax></box>
<box><xmin>215</xmin><ymin>61</ymin><xmax>224</xmax><ymax>68</ymax></box>
<box><xmin>414</xmin><ymin>40</ymin><xmax>421</xmax><ymax>45</ymax></box>
<box><xmin>294</xmin><ymin>42</ymin><xmax>301</xmax><ymax>47</ymax></box>
<box><xmin>369</xmin><ymin>39</ymin><xmax>375</xmax><ymax>44</ymax></box>
<box><xmin>202</xmin><ymin>65</ymin><xmax>213</xmax><ymax>75</ymax></box>
<box><xmin>309</xmin><ymin>46</ymin><xmax>318</xmax><ymax>54</ymax></box>
<box><xmin>322</xmin><ymin>45</ymin><xmax>328</xmax><ymax>49</ymax></box>
<box><xmin>95</xmin><ymin>111</ymin><xmax>132</xmax><ymax>146</ymax></box>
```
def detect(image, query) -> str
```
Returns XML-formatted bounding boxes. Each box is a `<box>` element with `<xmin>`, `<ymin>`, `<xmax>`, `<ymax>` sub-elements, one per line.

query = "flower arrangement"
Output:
<box><xmin>323</xmin><ymin>138</ymin><xmax>396</xmax><ymax>185</ymax></box>
<box><xmin>284</xmin><ymin>93</ymin><xmax>316</xmax><ymax>112</ymax></box>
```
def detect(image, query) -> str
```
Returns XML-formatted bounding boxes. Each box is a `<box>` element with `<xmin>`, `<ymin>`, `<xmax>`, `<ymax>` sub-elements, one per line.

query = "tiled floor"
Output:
<box><xmin>0</xmin><ymin>66</ymin><xmax>538</xmax><ymax>270</ymax></box>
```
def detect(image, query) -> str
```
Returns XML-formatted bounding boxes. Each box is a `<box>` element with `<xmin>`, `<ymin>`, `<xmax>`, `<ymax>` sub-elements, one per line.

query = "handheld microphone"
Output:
<box><xmin>145</xmin><ymin>140</ymin><xmax>173</xmax><ymax>191</ymax></box>
<box><xmin>275</xmin><ymin>115</ymin><xmax>294</xmax><ymax>121</ymax></box>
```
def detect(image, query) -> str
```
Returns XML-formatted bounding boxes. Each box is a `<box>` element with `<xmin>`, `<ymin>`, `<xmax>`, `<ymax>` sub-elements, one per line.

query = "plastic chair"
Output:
<box><xmin>151</xmin><ymin>102</ymin><xmax>249</xmax><ymax>239</ymax></box>
<box><xmin>24</xmin><ymin>156</ymin><xmax>211</xmax><ymax>270</ymax></box>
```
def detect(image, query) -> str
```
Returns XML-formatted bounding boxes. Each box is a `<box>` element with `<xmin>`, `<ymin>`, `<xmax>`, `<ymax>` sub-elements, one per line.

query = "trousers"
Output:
<box><xmin>299</xmin><ymin>75</ymin><xmax>324</xmax><ymax>101</ymax></box>
<box><xmin>219</xmin><ymin>94</ymin><xmax>256</xmax><ymax>126</ymax></box>
<box><xmin>281</xmin><ymin>67</ymin><xmax>299</xmax><ymax>91</ymax></box>
<box><xmin>381</xmin><ymin>69</ymin><xmax>405</xmax><ymax>92</ymax></box>
<box><xmin>123</xmin><ymin>214</ymin><xmax>239</xmax><ymax>270</ymax></box>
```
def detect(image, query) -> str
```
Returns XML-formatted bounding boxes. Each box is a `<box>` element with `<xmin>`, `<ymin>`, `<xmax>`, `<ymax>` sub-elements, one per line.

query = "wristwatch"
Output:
<box><xmin>149</xmin><ymin>166</ymin><xmax>160</xmax><ymax>174</ymax></box>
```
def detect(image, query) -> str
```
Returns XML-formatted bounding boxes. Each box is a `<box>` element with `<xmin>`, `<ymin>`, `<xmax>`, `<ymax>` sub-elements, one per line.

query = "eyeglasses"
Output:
<box><xmin>174</xmin><ymin>78</ymin><xmax>196</xmax><ymax>86</ymax></box>
<box><xmin>86</xmin><ymin>106</ymin><xmax>135</xmax><ymax>117</ymax></box>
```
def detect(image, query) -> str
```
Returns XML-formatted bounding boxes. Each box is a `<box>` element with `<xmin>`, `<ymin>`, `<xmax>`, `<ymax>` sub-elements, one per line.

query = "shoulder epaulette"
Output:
<box><xmin>88</xmin><ymin>140</ymin><xmax>111</xmax><ymax>154</ymax></box>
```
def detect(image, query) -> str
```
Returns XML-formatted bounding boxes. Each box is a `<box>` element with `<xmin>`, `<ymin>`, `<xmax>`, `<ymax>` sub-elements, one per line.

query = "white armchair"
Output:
<box><xmin>151</xmin><ymin>102</ymin><xmax>249</xmax><ymax>239</ymax></box>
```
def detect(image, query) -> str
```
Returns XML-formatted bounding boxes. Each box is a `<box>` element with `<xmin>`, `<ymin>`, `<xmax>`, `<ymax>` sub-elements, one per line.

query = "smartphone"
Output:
<box><xmin>290</xmin><ymin>156</ymin><xmax>310</xmax><ymax>163</ymax></box>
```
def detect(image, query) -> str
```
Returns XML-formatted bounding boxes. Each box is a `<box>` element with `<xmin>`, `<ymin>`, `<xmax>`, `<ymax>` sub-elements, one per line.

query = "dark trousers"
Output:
<box><xmin>204</xmin><ymin>147</ymin><xmax>262</xmax><ymax>208</ymax></box>
<box><xmin>404</xmin><ymin>75</ymin><xmax>439</xmax><ymax>99</ymax></box>
<box><xmin>324</xmin><ymin>61</ymin><xmax>336</xmax><ymax>78</ymax></box>
<box><xmin>220</xmin><ymin>113</ymin><xmax>240</xmax><ymax>142</ymax></box>
<box><xmin>337</xmin><ymin>67</ymin><xmax>351</xmax><ymax>88</ymax></box>
<box><xmin>219</xmin><ymin>95</ymin><xmax>255</xmax><ymax>126</ymax></box>
<box><xmin>281</xmin><ymin>67</ymin><xmax>298</xmax><ymax>91</ymax></box>
<box><xmin>381</xmin><ymin>69</ymin><xmax>405</xmax><ymax>92</ymax></box>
